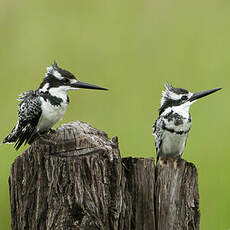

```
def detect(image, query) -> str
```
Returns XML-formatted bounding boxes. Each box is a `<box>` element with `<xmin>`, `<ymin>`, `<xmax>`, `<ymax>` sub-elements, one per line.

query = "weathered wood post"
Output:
<box><xmin>9</xmin><ymin>121</ymin><xmax>200</xmax><ymax>230</ymax></box>
<box><xmin>155</xmin><ymin>158</ymin><xmax>200</xmax><ymax>230</ymax></box>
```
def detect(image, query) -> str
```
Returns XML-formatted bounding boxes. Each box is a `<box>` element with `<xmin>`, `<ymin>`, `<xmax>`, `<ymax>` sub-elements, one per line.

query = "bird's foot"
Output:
<box><xmin>49</xmin><ymin>128</ymin><xmax>56</xmax><ymax>134</ymax></box>
<box><xmin>37</xmin><ymin>132</ymin><xmax>57</xmax><ymax>146</ymax></box>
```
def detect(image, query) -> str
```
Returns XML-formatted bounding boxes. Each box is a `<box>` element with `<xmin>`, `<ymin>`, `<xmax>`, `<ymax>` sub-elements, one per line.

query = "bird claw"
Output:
<box><xmin>38</xmin><ymin>135</ymin><xmax>58</xmax><ymax>146</ymax></box>
<box><xmin>49</xmin><ymin>128</ymin><xmax>56</xmax><ymax>134</ymax></box>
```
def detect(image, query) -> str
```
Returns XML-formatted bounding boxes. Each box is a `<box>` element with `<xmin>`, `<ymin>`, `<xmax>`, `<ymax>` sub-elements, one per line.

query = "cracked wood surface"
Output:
<box><xmin>9</xmin><ymin>121</ymin><xmax>199</xmax><ymax>230</ymax></box>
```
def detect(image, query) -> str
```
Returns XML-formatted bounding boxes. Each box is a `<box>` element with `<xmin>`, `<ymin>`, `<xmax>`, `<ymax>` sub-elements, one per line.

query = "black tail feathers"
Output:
<box><xmin>14</xmin><ymin>124</ymin><xmax>36</xmax><ymax>150</ymax></box>
<box><xmin>3</xmin><ymin>124</ymin><xmax>37</xmax><ymax>150</ymax></box>
<box><xmin>2</xmin><ymin>127</ymin><xmax>18</xmax><ymax>144</ymax></box>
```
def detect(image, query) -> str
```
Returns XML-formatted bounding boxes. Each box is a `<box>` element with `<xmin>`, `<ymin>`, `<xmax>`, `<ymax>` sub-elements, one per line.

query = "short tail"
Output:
<box><xmin>3</xmin><ymin>124</ymin><xmax>36</xmax><ymax>150</ymax></box>
<box><xmin>14</xmin><ymin>124</ymin><xmax>36</xmax><ymax>150</ymax></box>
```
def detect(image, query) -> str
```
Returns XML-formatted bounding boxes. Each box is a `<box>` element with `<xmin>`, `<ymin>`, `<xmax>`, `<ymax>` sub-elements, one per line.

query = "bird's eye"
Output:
<box><xmin>181</xmin><ymin>95</ymin><xmax>188</xmax><ymax>101</ymax></box>
<box><xmin>62</xmin><ymin>78</ymin><xmax>69</xmax><ymax>84</ymax></box>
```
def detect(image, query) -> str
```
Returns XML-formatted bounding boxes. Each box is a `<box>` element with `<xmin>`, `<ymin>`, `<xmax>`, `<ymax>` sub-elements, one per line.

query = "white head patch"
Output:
<box><xmin>70</xmin><ymin>79</ymin><xmax>78</xmax><ymax>84</ymax></box>
<box><xmin>46</xmin><ymin>64</ymin><xmax>63</xmax><ymax>80</ymax></box>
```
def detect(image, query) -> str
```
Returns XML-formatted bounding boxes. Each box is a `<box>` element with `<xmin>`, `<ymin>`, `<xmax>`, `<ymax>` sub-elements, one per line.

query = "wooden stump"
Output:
<box><xmin>9</xmin><ymin>121</ymin><xmax>200</xmax><ymax>230</ymax></box>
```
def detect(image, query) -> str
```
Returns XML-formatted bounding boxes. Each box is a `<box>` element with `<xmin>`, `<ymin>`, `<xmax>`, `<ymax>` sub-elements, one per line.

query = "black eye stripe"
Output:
<box><xmin>61</xmin><ymin>78</ymin><xmax>70</xmax><ymax>84</ymax></box>
<box><xmin>181</xmin><ymin>95</ymin><xmax>188</xmax><ymax>100</ymax></box>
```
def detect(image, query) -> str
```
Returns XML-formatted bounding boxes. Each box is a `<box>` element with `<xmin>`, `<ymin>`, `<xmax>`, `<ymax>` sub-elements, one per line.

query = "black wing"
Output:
<box><xmin>3</xmin><ymin>91</ymin><xmax>42</xmax><ymax>150</ymax></box>
<box><xmin>153</xmin><ymin>116</ymin><xmax>164</xmax><ymax>160</ymax></box>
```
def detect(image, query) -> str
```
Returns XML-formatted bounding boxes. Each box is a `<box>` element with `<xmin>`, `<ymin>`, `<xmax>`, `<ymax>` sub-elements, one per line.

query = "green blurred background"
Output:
<box><xmin>0</xmin><ymin>0</ymin><xmax>229</xmax><ymax>229</ymax></box>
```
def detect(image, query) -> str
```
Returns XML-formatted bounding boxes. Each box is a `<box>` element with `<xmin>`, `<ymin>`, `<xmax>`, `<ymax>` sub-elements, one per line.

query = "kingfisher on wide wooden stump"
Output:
<box><xmin>2</xmin><ymin>62</ymin><xmax>108</xmax><ymax>150</ymax></box>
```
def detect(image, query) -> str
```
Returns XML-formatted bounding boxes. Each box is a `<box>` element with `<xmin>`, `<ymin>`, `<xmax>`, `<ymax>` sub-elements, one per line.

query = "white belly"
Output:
<box><xmin>161</xmin><ymin>131</ymin><xmax>188</xmax><ymax>156</ymax></box>
<box><xmin>37</xmin><ymin>98</ymin><xmax>68</xmax><ymax>132</ymax></box>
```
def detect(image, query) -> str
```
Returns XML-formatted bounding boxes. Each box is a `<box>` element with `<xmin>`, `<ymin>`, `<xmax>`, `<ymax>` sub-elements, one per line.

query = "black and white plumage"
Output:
<box><xmin>3</xmin><ymin>62</ymin><xmax>108</xmax><ymax>150</ymax></box>
<box><xmin>153</xmin><ymin>83</ymin><xmax>221</xmax><ymax>161</ymax></box>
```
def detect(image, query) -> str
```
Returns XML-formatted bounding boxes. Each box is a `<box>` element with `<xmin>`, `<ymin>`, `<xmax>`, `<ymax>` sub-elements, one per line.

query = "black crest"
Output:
<box><xmin>165</xmin><ymin>83</ymin><xmax>188</xmax><ymax>95</ymax></box>
<box><xmin>47</xmin><ymin>61</ymin><xmax>76</xmax><ymax>79</ymax></box>
<box><xmin>39</xmin><ymin>61</ymin><xmax>77</xmax><ymax>89</ymax></box>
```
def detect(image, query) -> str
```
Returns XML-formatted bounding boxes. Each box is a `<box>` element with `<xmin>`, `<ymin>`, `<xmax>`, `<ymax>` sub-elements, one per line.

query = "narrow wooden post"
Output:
<box><xmin>155</xmin><ymin>157</ymin><xmax>200</xmax><ymax>230</ymax></box>
<box><xmin>9</xmin><ymin>121</ymin><xmax>200</xmax><ymax>230</ymax></box>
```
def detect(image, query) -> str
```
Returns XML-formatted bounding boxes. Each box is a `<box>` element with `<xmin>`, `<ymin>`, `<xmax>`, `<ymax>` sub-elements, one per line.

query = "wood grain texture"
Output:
<box><xmin>121</xmin><ymin>158</ymin><xmax>155</xmax><ymax>230</ymax></box>
<box><xmin>9</xmin><ymin>121</ymin><xmax>156</xmax><ymax>230</ymax></box>
<box><xmin>155</xmin><ymin>157</ymin><xmax>200</xmax><ymax>230</ymax></box>
<box><xmin>9</xmin><ymin>121</ymin><xmax>199</xmax><ymax>230</ymax></box>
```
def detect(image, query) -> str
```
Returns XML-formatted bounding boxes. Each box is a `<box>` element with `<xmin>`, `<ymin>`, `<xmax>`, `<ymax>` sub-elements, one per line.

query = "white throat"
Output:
<box><xmin>172</xmin><ymin>102</ymin><xmax>191</xmax><ymax>118</ymax></box>
<box><xmin>161</xmin><ymin>101</ymin><xmax>192</xmax><ymax>119</ymax></box>
<box><xmin>49</xmin><ymin>86</ymin><xmax>70</xmax><ymax>102</ymax></box>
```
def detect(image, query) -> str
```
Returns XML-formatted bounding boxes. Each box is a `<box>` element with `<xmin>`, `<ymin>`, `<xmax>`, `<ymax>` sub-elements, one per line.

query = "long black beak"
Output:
<box><xmin>189</xmin><ymin>88</ymin><xmax>222</xmax><ymax>102</ymax></box>
<box><xmin>71</xmin><ymin>81</ymin><xmax>108</xmax><ymax>90</ymax></box>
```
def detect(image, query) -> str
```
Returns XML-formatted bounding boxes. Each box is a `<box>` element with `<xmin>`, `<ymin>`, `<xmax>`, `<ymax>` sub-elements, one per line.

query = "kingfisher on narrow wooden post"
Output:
<box><xmin>153</xmin><ymin>83</ymin><xmax>221</xmax><ymax>161</ymax></box>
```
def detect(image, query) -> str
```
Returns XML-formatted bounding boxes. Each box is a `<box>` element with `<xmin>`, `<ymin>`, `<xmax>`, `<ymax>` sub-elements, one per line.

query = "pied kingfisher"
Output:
<box><xmin>153</xmin><ymin>83</ymin><xmax>221</xmax><ymax>161</ymax></box>
<box><xmin>3</xmin><ymin>61</ymin><xmax>108</xmax><ymax>150</ymax></box>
